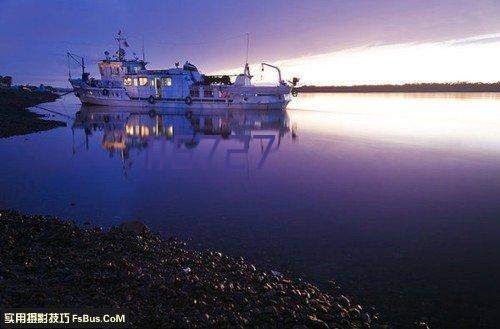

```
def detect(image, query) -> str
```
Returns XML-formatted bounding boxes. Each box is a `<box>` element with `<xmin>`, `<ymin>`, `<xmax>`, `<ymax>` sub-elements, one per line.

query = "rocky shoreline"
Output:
<box><xmin>0</xmin><ymin>89</ymin><xmax>65</xmax><ymax>138</ymax></box>
<box><xmin>0</xmin><ymin>210</ymin><xmax>386</xmax><ymax>328</ymax></box>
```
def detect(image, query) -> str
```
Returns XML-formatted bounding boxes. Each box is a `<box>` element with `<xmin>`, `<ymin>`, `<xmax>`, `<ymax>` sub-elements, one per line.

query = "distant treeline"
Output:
<box><xmin>294</xmin><ymin>82</ymin><xmax>500</xmax><ymax>93</ymax></box>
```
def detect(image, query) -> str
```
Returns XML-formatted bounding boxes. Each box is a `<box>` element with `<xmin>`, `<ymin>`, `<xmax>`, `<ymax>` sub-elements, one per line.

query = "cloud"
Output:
<box><xmin>445</xmin><ymin>32</ymin><xmax>500</xmax><ymax>45</ymax></box>
<box><xmin>213</xmin><ymin>33</ymin><xmax>500</xmax><ymax>86</ymax></box>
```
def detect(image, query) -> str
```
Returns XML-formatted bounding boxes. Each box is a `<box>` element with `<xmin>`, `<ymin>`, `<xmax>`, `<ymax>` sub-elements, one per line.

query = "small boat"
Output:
<box><xmin>68</xmin><ymin>32</ymin><xmax>296</xmax><ymax>111</ymax></box>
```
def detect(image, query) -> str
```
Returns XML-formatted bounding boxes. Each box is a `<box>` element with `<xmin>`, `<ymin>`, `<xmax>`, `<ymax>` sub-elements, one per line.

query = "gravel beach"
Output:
<box><xmin>0</xmin><ymin>210</ymin><xmax>386</xmax><ymax>328</ymax></box>
<box><xmin>0</xmin><ymin>89</ymin><xmax>65</xmax><ymax>138</ymax></box>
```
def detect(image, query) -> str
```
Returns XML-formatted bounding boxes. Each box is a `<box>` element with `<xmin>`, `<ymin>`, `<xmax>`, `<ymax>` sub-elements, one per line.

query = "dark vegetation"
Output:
<box><xmin>0</xmin><ymin>210</ymin><xmax>391</xmax><ymax>328</ymax></box>
<box><xmin>294</xmin><ymin>82</ymin><xmax>500</xmax><ymax>93</ymax></box>
<box><xmin>0</xmin><ymin>88</ymin><xmax>65</xmax><ymax>138</ymax></box>
<box><xmin>0</xmin><ymin>75</ymin><xmax>13</xmax><ymax>87</ymax></box>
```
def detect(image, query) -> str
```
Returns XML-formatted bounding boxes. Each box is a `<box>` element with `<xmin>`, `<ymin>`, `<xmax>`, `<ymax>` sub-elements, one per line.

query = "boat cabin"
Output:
<box><xmin>120</xmin><ymin>62</ymin><xmax>206</xmax><ymax>100</ymax></box>
<box><xmin>122</xmin><ymin>70</ymin><xmax>188</xmax><ymax>99</ymax></box>
<box><xmin>98</xmin><ymin>59</ymin><xmax>147</xmax><ymax>84</ymax></box>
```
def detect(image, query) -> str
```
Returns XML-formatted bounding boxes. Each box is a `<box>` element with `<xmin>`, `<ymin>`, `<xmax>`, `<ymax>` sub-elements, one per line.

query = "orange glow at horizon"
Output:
<box><xmin>214</xmin><ymin>33</ymin><xmax>500</xmax><ymax>86</ymax></box>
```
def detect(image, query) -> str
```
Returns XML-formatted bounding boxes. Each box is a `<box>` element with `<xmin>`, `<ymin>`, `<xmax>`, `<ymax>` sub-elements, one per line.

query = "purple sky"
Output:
<box><xmin>1</xmin><ymin>0</ymin><xmax>500</xmax><ymax>86</ymax></box>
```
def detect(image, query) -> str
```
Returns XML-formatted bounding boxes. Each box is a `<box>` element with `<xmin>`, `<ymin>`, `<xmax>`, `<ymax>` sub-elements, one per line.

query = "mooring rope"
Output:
<box><xmin>33</xmin><ymin>105</ymin><xmax>75</xmax><ymax>120</ymax></box>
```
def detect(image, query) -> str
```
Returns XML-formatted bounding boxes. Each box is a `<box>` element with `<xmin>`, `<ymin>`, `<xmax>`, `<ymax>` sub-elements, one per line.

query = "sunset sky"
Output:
<box><xmin>1</xmin><ymin>0</ymin><xmax>500</xmax><ymax>86</ymax></box>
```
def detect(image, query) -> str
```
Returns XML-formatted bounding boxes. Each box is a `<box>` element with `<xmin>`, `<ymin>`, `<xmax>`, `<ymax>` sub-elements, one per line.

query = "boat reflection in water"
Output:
<box><xmin>72</xmin><ymin>106</ymin><xmax>295</xmax><ymax>173</ymax></box>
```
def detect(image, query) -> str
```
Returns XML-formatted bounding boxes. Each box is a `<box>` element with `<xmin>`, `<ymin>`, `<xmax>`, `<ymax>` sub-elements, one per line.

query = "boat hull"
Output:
<box><xmin>78</xmin><ymin>94</ymin><xmax>290</xmax><ymax>111</ymax></box>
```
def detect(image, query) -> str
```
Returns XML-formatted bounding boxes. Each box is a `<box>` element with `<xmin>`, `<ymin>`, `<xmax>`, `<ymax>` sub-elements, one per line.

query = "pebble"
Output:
<box><xmin>0</xmin><ymin>210</ymin><xmax>377</xmax><ymax>329</ymax></box>
<box><xmin>306</xmin><ymin>315</ymin><xmax>330</xmax><ymax>329</ymax></box>
<box><xmin>271</xmin><ymin>270</ymin><xmax>282</xmax><ymax>277</ymax></box>
<box><xmin>349</xmin><ymin>308</ymin><xmax>361</xmax><ymax>318</ymax></box>
<box><xmin>337</xmin><ymin>295</ymin><xmax>351</xmax><ymax>308</ymax></box>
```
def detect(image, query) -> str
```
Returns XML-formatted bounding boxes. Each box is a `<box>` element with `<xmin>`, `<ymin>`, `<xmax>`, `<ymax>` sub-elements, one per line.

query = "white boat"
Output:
<box><xmin>68</xmin><ymin>32</ymin><xmax>296</xmax><ymax>111</ymax></box>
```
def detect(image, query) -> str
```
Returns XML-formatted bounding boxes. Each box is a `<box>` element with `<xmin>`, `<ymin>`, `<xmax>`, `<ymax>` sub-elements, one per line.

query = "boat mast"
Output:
<box><xmin>66</xmin><ymin>52</ymin><xmax>85</xmax><ymax>79</ymax></box>
<box><xmin>245</xmin><ymin>33</ymin><xmax>249</xmax><ymax>65</ymax></box>
<box><xmin>244</xmin><ymin>33</ymin><xmax>250</xmax><ymax>76</ymax></box>
<box><xmin>142</xmin><ymin>34</ymin><xmax>146</xmax><ymax>62</ymax></box>
<box><xmin>115</xmin><ymin>30</ymin><xmax>125</xmax><ymax>61</ymax></box>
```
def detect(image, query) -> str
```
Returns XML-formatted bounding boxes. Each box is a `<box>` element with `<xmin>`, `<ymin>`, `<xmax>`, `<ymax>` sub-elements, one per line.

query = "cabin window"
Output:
<box><xmin>123</xmin><ymin>77</ymin><xmax>133</xmax><ymax>86</ymax></box>
<box><xmin>203</xmin><ymin>89</ymin><xmax>213</xmax><ymax>97</ymax></box>
<box><xmin>190</xmin><ymin>88</ymin><xmax>200</xmax><ymax>97</ymax></box>
<box><xmin>138</xmin><ymin>77</ymin><xmax>148</xmax><ymax>86</ymax></box>
<box><xmin>161</xmin><ymin>77</ymin><xmax>172</xmax><ymax>86</ymax></box>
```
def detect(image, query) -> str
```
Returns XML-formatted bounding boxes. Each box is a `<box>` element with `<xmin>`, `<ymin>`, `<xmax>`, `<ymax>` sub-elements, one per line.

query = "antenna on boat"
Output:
<box><xmin>142</xmin><ymin>34</ymin><xmax>146</xmax><ymax>62</ymax></box>
<box><xmin>67</xmin><ymin>52</ymin><xmax>71</xmax><ymax>79</ymax></box>
<box><xmin>115</xmin><ymin>30</ymin><xmax>126</xmax><ymax>61</ymax></box>
<box><xmin>245</xmin><ymin>33</ymin><xmax>250</xmax><ymax>65</ymax></box>
<box><xmin>244</xmin><ymin>33</ymin><xmax>251</xmax><ymax>76</ymax></box>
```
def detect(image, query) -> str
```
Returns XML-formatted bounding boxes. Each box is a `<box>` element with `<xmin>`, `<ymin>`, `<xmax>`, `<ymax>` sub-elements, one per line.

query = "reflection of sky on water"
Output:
<box><xmin>1</xmin><ymin>93</ymin><xmax>500</xmax><ymax>327</ymax></box>
<box><xmin>289</xmin><ymin>93</ymin><xmax>500</xmax><ymax>158</ymax></box>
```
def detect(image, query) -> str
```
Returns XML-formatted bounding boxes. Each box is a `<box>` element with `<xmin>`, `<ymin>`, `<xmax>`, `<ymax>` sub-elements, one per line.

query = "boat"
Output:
<box><xmin>68</xmin><ymin>32</ymin><xmax>297</xmax><ymax>111</ymax></box>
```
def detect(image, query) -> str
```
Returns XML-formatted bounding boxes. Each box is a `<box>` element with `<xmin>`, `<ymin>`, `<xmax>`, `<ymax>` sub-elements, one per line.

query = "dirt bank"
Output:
<box><xmin>0</xmin><ymin>89</ymin><xmax>65</xmax><ymax>138</ymax></box>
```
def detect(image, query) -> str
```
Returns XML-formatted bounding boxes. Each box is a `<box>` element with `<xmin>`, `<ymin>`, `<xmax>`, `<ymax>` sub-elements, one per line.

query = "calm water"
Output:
<box><xmin>2</xmin><ymin>93</ymin><xmax>500</xmax><ymax>328</ymax></box>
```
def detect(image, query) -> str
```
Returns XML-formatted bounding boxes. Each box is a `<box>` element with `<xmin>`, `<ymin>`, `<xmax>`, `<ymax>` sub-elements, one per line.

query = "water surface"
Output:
<box><xmin>2</xmin><ymin>93</ymin><xmax>500</xmax><ymax>328</ymax></box>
